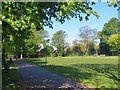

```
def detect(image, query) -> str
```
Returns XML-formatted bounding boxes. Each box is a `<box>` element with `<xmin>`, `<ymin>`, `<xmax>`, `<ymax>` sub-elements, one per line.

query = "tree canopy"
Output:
<box><xmin>51</xmin><ymin>30</ymin><xmax>67</xmax><ymax>55</ymax></box>
<box><xmin>98</xmin><ymin>17</ymin><xmax>120</xmax><ymax>55</ymax></box>
<box><xmin>107</xmin><ymin>34</ymin><xmax>120</xmax><ymax>55</ymax></box>
<box><xmin>2</xmin><ymin>2</ymin><xmax>99</xmax><ymax>59</ymax></box>
<box><xmin>78</xmin><ymin>26</ymin><xmax>98</xmax><ymax>55</ymax></box>
<box><xmin>98</xmin><ymin>18</ymin><xmax>120</xmax><ymax>43</ymax></box>
<box><xmin>2</xmin><ymin>2</ymin><xmax>100</xmax><ymax>29</ymax></box>
<box><xmin>2</xmin><ymin>1</ymin><xmax>119</xmax><ymax>60</ymax></box>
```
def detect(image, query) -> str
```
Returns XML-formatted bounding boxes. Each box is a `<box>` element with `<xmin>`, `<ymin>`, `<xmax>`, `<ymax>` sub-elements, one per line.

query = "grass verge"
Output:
<box><xmin>24</xmin><ymin>56</ymin><xmax>119</xmax><ymax>89</ymax></box>
<box><xmin>2</xmin><ymin>61</ymin><xmax>22</xmax><ymax>90</ymax></box>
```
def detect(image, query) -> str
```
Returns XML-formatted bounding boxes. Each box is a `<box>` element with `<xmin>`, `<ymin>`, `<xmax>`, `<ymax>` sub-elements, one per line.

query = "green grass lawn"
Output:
<box><xmin>25</xmin><ymin>56</ymin><xmax>119</xmax><ymax>89</ymax></box>
<box><xmin>2</xmin><ymin>61</ymin><xmax>22</xmax><ymax>90</ymax></box>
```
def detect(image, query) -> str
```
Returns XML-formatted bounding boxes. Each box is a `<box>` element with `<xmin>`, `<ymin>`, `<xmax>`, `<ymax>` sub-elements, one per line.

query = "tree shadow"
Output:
<box><xmin>14</xmin><ymin>61</ymin><xmax>90</xmax><ymax>89</ymax></box>
<box><xmin>76</xmin><ymin>64</ymin><xmax>120</xmax><ymax>88</ymax></box>
<box><xmin>2</xmin><ymin>68</ymin><xmax>22</xmax><ymax>90</ymax></box>
<box><xmin>23</xmin><ymin>59</ymin><xmax>119</xmax><ymax>89</ymax></box>
<box><xmin>39</xmin><ymin>64</ymin><xmax>119</xmax><ymax>89</ymax></box>
<box><xmin>24</xmin><ymin>58</ymin><xmax>47</xmax><ymax>66</ymax></box>
<box><xmin>42</xmin><ymin>65</ymin><xmax>94</xmax><ymax>81</ymax></box>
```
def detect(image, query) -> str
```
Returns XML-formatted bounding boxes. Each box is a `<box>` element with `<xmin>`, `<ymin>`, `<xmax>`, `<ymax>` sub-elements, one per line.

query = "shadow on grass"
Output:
<box><xmin>2</xmin><ymin>62</ymin><xmax>22</xmax><ymax>90</ymax></box>
<box><xmin>29</xmin><ymin>61</ymin><xmax>120</xmax><ymax>88</ymax></box>
<box><xmin>71</xmin><ymin>64</ymin><xmax>120</xmax><ymax>88</ymax></box>
<box><xmin>25</xmin><ymin>58</ymin><xmax>47</xmax><ymax>66</ymax></box>
<box><xmin>25</xmin><ymin>59</ymin><xmax>119</xmax><ymax>89</ymax></box>
<box><xmin>26</xmin><ymin>58</ymin><xmax>46</xmax><ymax>63</ymax></box>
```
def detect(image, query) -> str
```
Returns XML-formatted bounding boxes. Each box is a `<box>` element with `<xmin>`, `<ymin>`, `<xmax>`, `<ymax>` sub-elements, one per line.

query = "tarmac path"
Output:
<box><xmin>14</xmin><ymin>60</ymin><xmax>92</xmax><ymax>90</ymax></box>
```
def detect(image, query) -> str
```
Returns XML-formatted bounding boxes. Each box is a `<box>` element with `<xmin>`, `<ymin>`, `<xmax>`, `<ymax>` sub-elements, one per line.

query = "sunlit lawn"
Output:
<box><xmin>2</xmin><ymin>61</ymin><xmax>22</xmax><ymax>90</ymax></box>
<box><xmin>25</xmin><ymin>56</ymin><xmax>119</xmax><ymax>89</ymax></box>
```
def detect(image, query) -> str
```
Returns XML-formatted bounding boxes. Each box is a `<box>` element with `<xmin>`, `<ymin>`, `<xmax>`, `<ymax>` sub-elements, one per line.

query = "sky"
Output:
<box><xmin>44</xmin><ymin>2</ymin><xmax>118</xmax><ymax>45</ymax></box>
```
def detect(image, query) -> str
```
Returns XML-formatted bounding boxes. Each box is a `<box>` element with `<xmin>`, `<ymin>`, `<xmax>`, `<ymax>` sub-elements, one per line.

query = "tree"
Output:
<box><xmin>39</xmin><ymin>30</ymin><xmax>49</xmax><ymax>42</ymax></box>
<box><xmin>107</xmin><ymin>34</ymin><xmax>120</xmax><ymax>55</ymax></box>
<box><xmin>94</xmin><ymin>44</ymin><xmax>99</xmax><ymax>56</ymax></box>
<box><xmin>21</xmin><ymin>29</ymin><xmax>41</xmax><ymax>58</ymax></box>
<box><xmin>70</xmin><ymin>40</ymin><xmax>82</xmax><ymax>56</ymax></box>
<box><xmin>2</xmin><ymin>2</ymin><xmax>99</xmax><ymax>61</ymax></box>
<box><xmin>2</xmin><ymin>1</ymin><xmax>118</xmax><ymax>61</ymax></box>
<box><xmin>72</xmin><ymin>45</ymin><xmax>82</xmax><ymax>56</ymax></box>
<box><xmin>51</xmin><ymin>30</ymin><xmax>67</xmax><ymax>56</ymax></box>
<box><xmin>2</xmin><ymin>21</ymin><xmax>40</xmax><ymax>59</ymax></box>
<box><xmin>78</xmin><ymin>26</ymin><xmax>98</xmax><ymax>55</ymax></box>
<box><xmin>36</xmin><ymin>30</ymin><xmax>49</xmax><ymax>58</ymax></box>
<box><xmin>2</xmin><ymin>2</ymin><xmax>99</xmax><ymax>30</ymax></box>
<box><xmin>88</xmin><ymin>41</ymin><xmax>95</xmax><ymax>55</ymax></box>
<box><xmin>98</xmin><ymin>18</ymin><xmax>120</xmax><ymax>55</ymax></box>
<box><xmin>99</xmin><ymin>18</ymin><xmax>119</xmax><ymax>43</ymax></box>
<box><xmin>2</xmin><ymin>1</ymin><xmax>118</xmax><ymax>33</ymax></box>
<box><xmin>42</xmin><ymin>39</ymin><xmax>50</xmax><ymax>64</ymax></box>
<box><xmin>78</xmin><ymin>44</ymin><xmax>87</xmax><ymax>55</ymax></box>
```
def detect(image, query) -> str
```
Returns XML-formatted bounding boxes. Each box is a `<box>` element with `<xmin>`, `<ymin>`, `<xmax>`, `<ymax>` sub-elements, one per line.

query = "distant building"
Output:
<box><xmin>64</xmin><ymin>46</ymin><xmax>69</xmax><ymax>52</ymax></box>
<box><xmin>52</xmin><ymin>46</ymin><xmax>57</xmax><ymax>51</ymax></box>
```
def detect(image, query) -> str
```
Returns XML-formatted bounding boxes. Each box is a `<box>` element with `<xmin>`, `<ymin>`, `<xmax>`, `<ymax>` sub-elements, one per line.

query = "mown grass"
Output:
<box><xmin>25</xmin><ymin>56</ymin><xmax>119</xmax><ymax>89</ymax></box>
<box><xmin>2</xmin><ymin>61</ymin><xmax>22</xmax><ymax>90</ymax></box>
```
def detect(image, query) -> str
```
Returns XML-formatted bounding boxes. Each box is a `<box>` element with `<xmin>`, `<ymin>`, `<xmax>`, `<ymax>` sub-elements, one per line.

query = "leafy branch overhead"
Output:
<box><xmin>2</xmin><ymin>2</ymin><xmax>100</xmax><ymax>30</ymax></box>
<box><xmin>2</xmin><ymin>1</ymin><xmax>119</xmax><ymax>60</ymax></box>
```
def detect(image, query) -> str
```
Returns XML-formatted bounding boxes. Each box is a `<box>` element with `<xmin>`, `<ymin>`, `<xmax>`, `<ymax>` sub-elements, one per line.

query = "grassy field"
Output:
<box><xmin>25</xmin><ymin>56</ymin><xmax>119</xmax><ymax>89</ymax></box>
<box><xmin>2</xmin><ymin>61</ymin><xmax>22</xmax><ymax>90</ymax></box>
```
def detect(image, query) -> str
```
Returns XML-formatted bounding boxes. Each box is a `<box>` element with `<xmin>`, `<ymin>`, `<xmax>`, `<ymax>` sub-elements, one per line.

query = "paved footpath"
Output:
<box><xmin>14</xmin><ymin>60</ymin><xmax>92</xmax><ymax>90</ymax></box>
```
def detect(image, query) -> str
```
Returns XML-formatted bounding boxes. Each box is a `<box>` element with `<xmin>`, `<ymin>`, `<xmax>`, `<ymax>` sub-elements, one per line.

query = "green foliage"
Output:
<box><xmin>71</xmin><ymin>46</ymin><xmax>82</xmax><ymax>56</ymax></box>
<box><xmin>2</xmin><ymin>2</ymin><xmax>118</xmax><ymax>59</ymax></box>
<box><xmin>2</xmin><ymin>2</ymin><xmax>99</xmax><ymax>30</ymax></box>
<box><xmin>51</xmin><ymin>30</ymin><xmax>67</xmax><ymax>55</ymax></box>
<box><xmin>2</xmin><ymin>21</ymin><xmax>40</xmax><ymax>56</ymax></box>
<box><xmin>78</xmin><ymin>44</ymin><xmax>87</xmax><ymax>55</ymax></box>
<box><xmin>26</xmin><ymin>56</ymin><xmax>118</xmax><ymax>88</ymax></box>
<box><xmin>40</xmin><ymin>48</ymin><xmax>49</xmax><ymax>57</ymax></box>
<box><xmin>2</xmin><ymin>61</ymin><xmax>22</xmax><ymax>90</ymax></box>
<box><xmin>98</xmin><ymin>18</ymin><xmax>120</xmax><ymax>55</ymax></box>
<box><xmin>23</xmin><ymin>30</ymin><xmax>40</xmax><ymax>54</ymax></box>
<box><xmin>2</xmin><ymin>1</ymin><xmax>97</xmax><ymax>60</ymax></box>
<box><xmin>39</xmin><ymin>30</ymin><xmax>49</xmax><ymax>42</ymax></box>
<box><xmin>107</xmin><ymin>34</ymin><xmax>120</xmax><ymax>55</ymax></box>
<box><xmin>42</xmin><ymin>39</ymin><xmax>50</xmax><ymax>55</ymax></box>
<box><xmin>98</xmin><ymin>18</ymin><xmax>119</xmax><ymax>43</ymax></box>
<box><xmin>107</xmin><ymin>0</ymin><xmax>120</xmax><ymax>8</ymax></box>
<box><xmin>94</xmin><ymin>44</ymin><xmax>99</xmax><ymax>55</ymax></box>
<box><xmin>94</xmin><ymin>45</ymin><xmax>99</xmax><ymax>50</ymax></box>
<box><xmin>88</xmin><ymin>41</ymin><xmax>95</xmax><ymax>55</ymax></box>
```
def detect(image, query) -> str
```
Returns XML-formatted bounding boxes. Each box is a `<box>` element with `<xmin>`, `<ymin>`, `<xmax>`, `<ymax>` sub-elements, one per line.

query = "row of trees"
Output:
<box><xmin>2</xmin><ymin>1</ymin><xmax>119</xmax><ymax>63</ymax></box>
<box><xmin>50</xmin><ymin>26</ymin><xmax>98</xmax><ymax>56</ymax></box>
<box><xmin>49</xmin><ymin>26</ymin><xmax>98</xmax><ymax>56</ymax></box>
<box><xmin>2</xmin><ymin>2</ymin><xmax>95</xmax><ymax>61</ymax></box>
<box><xmin>49</xmin><ymin>17</ymin><xmax>120</xmax><ymax>56</ymax></box>
<box><xmin>2</xmin><ymin>1</ymin><xmax>101</xmax><ymax>61</ymax></box>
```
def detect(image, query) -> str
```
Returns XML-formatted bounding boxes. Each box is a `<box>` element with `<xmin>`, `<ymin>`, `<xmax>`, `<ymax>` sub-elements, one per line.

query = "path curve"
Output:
<box><xmin>14</xmin><ymin>60</ymin><xmax>93</xmax><ymax>90</ymax></box>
